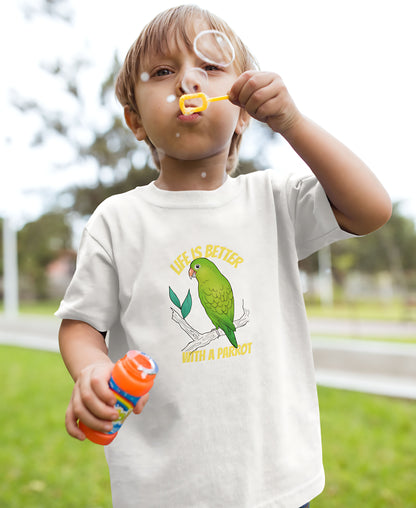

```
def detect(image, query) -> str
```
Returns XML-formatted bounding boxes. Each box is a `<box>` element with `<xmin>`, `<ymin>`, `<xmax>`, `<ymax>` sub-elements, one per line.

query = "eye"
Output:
<box><xmin>195</xmin><ymin>264</ymin><xmax>200</xmax><ymax>270</ymax></box>
<box><xmin>203</xmin><ymin>64</ymin><xmax>221</xmax><ymax>72</ymax></box>
<box><xmin>153</xmin><ymin>67</ymin><xmax>173</xmax><ymax>77</ymax></box>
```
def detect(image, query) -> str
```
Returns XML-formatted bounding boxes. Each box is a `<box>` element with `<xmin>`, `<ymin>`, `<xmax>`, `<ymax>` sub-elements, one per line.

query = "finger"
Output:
<box><xmin>133</xmin><ymin>393</ymin><xmax>150</xmax><ymax>414</ymax></box>
<box><xmin>72</xmin><ymin>382</ymin><xmax>118</xmax><ymax>432</ymax></box>
<box><xmin>65</xmin><ymin>402</ymin><xmax>86</xmax><ymax>440</ymax></box>
<box><xmin>244</xmin><ymin>84</ymin><xmax>280</xmax><ymax>120</ymax></box>
<box><xmin>228</xmin><ymin>70</ymin><xmax>256</xmax><ymax>105</ymax></box>
<box><xmin>235</xmin><ymin>72</ymin><xmax>276</xmax><ymax>108</ymax></box>
<box><xmin>89</xmin><ymin>365</ymin><xmax>117</xmax><ymax>407</ymax></box>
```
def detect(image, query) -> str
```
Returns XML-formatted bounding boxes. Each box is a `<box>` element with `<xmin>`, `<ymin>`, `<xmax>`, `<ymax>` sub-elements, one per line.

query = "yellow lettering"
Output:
<box><xmin>182</xmin><ymin>350</ymin><xmax>208</xmax><ymax>363</ymax></box>
<box><xmin>182</xmin><ymin>251</ymin><xmax>190</xmax><ymax>265</ymax></box>
<box><xmin>182</xmin><ymin>352</ymin><xmax>194</xmax><ymax>363</ymax></box>
<box><xmin>218</xmin><ymin>246</ymin><xmax>227</xmax><ymax>259</ymax></box>
<box><xmin>205</xmin><ymin>244</ymin><xmax>213</xmax><ymax>257</ymax></box>
<box><xmin>217</xmin><ymin>347</ymin><xmax>224</xmax><ymax>359</ymax></box>
<box><xmin>170</xmin><ymin>262</ymin><xmax>182</xmax><ymax>275</ymax></box>
<box><xmin>227</xmin><ymin>252</ymin><xmax>237</xmax><ymax>265</ymax></box>
<box><xmin>232</xmin><ymin>256</ymin><xmax>244</xmax><ymax>268</ymax></box>
<box><xmin>212</xmin><ymin>245</ymin><xmax>220</xmax><ymax>258</ymax></box>
<box><xmin>208</xmin><ymin>349</ymin><xmax>215</xmax><ymax>360</ymax></box>
<box><xmin>191</xmin><ymin>246</ymin><xmax>202</xmax><ymax>259</ymax></box>
<box><xmin>223</xmin><ymin>248</ymin><xmax>233</xmax><ymax>261</ymax></box>
<box><xmin>229</xmin><ymin>346</ymin><xmax>238</xmax><ymax>357</ymax></box>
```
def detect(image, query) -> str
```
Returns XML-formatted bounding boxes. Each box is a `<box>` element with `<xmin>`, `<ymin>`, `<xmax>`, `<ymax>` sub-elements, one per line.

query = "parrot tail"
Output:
<box><xmin>224</xmin><ymin>327</ymin><xmax>238</xmax><ymax>349</ymax></box>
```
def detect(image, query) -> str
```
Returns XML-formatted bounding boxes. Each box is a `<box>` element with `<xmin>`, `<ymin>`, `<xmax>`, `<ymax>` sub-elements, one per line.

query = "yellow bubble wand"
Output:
<box><xmin>179</xmin><ymin>92</ymin><xmax>229</xmax><ymax>115</ymax></box>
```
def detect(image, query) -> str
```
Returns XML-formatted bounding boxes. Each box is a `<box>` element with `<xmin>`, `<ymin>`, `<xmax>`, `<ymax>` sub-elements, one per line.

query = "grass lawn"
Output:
<box><xmin>305</xmin><ymin>298</ymin><xmax>416</xmax><ymax>323</ymax></box>
<box><xmin>0</xmin><ymin>346</ymin><xmax>111</xmax><ymax>508</ymax></box>
<box><xmin>1</xmin><ymin>346</ymin><xmax>415</xmax><ymax>507</ymax></box>
<box><xmin>0</xmin><ymin>300</ymin><xmax>62</xmax><ymax>316</ymax></box>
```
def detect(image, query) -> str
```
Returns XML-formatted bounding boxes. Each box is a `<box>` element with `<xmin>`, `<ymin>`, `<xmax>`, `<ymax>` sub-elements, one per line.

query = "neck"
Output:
<box><xmin>154</xmin><ymin>154</ymin><xmax>229</xmax><ymax>191</ymax></box>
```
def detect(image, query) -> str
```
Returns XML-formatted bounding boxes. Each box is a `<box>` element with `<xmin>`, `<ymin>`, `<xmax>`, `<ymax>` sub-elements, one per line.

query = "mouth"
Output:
<box><xmin>188</xmin><ymin>268</ymin><xmax>196</xmax><ymax>279</ymax></box>
<box><xmin>178</xmin><ymin>112</ymin><xmax>201</xmax><ymax>122</ymax></box>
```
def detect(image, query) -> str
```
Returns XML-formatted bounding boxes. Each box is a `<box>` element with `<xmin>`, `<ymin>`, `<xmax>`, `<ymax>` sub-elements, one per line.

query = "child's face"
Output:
<box><xmin>131</xmin><ymin>23</ymin><xmax>245</xmax><ymax>166</ymax></box>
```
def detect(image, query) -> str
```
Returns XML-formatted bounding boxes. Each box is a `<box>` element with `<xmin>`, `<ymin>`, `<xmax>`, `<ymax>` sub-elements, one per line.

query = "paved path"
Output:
<box><xmin>1</xmin><ymin>314</ymin><xmax>415</xmax><ymax>399</ymax></box>
<box><xmin>0</xmin><ymin>314</ymin><xmax>60</xmax><ymax>352</ymax></box>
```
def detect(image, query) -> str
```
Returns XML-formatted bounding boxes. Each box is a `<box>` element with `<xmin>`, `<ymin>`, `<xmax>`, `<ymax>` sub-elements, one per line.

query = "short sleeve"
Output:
<box><xmin>286</xmin><ymin>173</ymin><xmax>356</xmax><ymax>260</ymax></box>
<box><xmin>55</xmin><ymin>228</ymin><xmax>119</xmax><ymax>331</ymax></box>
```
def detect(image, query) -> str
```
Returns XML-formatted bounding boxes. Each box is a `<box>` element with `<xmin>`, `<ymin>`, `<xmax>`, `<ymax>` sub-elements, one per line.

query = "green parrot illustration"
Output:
<box><xmin>189</xmin><ymin>258</ymin><xmax>238</xmax><ymax>348</ymax></box>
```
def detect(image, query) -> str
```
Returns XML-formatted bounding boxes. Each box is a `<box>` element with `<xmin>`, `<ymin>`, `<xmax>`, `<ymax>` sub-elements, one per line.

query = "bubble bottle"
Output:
<box><xmin>79</xmin><ymin>350</ymin><xmax>158</xmax><ymax>445</ymax></box>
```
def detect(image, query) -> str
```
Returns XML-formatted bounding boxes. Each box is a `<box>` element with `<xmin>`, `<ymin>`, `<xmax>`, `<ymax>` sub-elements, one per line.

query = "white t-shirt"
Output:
<box><xmin>56</xmin><ymin>169</ymin><xmax>353</xmax><ymax>507</ymax></box>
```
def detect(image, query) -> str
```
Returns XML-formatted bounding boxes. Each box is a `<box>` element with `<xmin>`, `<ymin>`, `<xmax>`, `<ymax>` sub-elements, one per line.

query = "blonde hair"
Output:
<box><xmin>115</xmin><ymin>5</ymin><xmax>258</xmax><ymax>174</ymax></box>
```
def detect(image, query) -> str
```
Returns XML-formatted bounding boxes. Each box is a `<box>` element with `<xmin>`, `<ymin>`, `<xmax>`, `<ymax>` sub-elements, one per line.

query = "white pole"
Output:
<box><xmin>318</xmin><ymin>245</ymin><xmax>333</xmax><ymax>306</ymax></box>
<box><xmin>3</xmin><ymin>216</ymin><xmax>19</xmax><ymax>318</ymax></box>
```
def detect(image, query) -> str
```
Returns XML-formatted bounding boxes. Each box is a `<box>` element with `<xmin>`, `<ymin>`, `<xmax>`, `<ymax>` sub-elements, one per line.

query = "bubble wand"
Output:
<box><xmin>179</xmin><ymin>92</ymin><xmax>229</xmax><ymax>116</ymax></box>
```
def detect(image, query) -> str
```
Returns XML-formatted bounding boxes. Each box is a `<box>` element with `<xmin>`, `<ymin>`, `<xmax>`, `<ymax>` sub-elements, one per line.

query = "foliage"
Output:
<box><xmin>1</xmin><ymin>346</ymin><xmax>415</xmax><ymax>507</ymax></box>
<box><xmin>300</xmin><ymin>202</ymin><xmax>416</xmax><ymax>287</ymax></box>
<box><xmin>17</xmin><ymin>212</ymin><xmax>73</xmax><ymax>299</ymax></box>
<box><xmin>169</xmin><ymin>287</ymin><xmax>192</xmax><ymax>319</ymax></box>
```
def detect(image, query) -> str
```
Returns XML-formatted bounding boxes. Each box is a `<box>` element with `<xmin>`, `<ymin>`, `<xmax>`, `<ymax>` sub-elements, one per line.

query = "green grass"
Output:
<box><xmin>0</xmin><ymin>300</ymin><xmax>62</xmax><ymax>316</ymax></box>
<box><xmin>1</xmin><ymin>346</ymin><xmax>415</xmax><ymax>507</ymax></box>
<box><xmin>0</xmin><ymin>346</ymin><xmax>111</xmax><ymax>508</ymax></box>
<box><xmin>318</xmin><ymin>387</ymin><xmax>416</xmax><ymax>507</ymax></box>
<box><xmin>305</xmin><ymin>299</ymin><xmax>416</xmax><ymax>322</ymax></box>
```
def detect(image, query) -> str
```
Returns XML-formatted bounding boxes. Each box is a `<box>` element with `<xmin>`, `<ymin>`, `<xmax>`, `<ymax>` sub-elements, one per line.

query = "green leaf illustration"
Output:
<box><xmin>169</xmin><ymin>287</ymin><xmax>181</xmax><ymax>309</ymax></box>
<box><xmin>181</xmin><ymin>290</ymin><xmax>192</xmax><ymax>319</ymax></box>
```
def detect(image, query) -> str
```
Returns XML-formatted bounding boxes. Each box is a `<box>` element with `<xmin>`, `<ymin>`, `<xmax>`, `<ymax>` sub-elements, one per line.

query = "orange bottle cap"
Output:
<box><xmin>112</xmin><ymin>351</ymin><xmax>158</xmax><ymax>397</ymax></box>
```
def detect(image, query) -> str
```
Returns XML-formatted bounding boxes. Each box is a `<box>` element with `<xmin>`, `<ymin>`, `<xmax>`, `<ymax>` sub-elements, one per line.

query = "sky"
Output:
<box><xmin>1</xmin><ymin>0</ymin><xmax>416</xmax><ymax>227</ymax></box>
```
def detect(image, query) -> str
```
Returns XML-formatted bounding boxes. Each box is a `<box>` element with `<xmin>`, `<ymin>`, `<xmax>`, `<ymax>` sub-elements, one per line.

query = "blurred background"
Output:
<box><xmin>1</xmin><ymin>1</ymin><xmax>415</xmax><ymax>507</ymax></box>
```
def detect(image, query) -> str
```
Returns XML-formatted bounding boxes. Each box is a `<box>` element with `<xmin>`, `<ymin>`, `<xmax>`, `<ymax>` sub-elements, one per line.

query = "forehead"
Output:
<box><xmin>138</xmin><ymin>16</ymin><xmax>208</xmax><ymax>68</ymax></box>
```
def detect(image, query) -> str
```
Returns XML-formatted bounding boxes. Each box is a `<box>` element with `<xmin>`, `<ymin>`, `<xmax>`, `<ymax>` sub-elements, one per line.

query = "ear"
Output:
<box><xmin>124</xmin><ymin>106</ymin><xmax>146</xmax><ymax>141</ymax></box>
<box><xmin>235</xmin><ymin>109</ymin><xmax>250</xmax><ymax>135</ymax></box>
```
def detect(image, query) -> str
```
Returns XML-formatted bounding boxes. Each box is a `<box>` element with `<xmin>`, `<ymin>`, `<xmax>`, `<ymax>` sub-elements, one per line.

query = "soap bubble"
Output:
<box><xmin>166</xmin><ymin>94</ymin><xmax>176</xmax><ymax>103</ymax></box>
<box><xmin>140</xmin><ymin>72</ymin><xmax>150</xmax><ymax>82</ymax></box>
<box><xmin>181</xmin><ymin>67</ymin><xmax>208</xmax><ymax>94</ymax></box>
<box><xmin>193</xmin><ymin>30</ymin><xmax>235</xmax><ymax>68</ymax></box>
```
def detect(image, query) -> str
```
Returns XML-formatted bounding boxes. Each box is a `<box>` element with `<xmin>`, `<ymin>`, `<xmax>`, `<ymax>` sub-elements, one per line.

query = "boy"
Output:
<box><xmin>56</xmin><ymin>5</ymin><xmax>391</xmax><ymax>507</ymax></box>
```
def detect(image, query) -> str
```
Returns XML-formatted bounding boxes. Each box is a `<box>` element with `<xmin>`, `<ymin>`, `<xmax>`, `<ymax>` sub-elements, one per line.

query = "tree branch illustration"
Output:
<box><xmin>171</xmin><ymin>300</ymin><xmax>250</xmax><ymax>352</ymax></box>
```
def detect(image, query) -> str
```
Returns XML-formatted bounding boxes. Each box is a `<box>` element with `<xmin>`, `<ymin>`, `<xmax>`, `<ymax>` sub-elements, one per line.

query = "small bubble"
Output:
<box><xmin>175</xmin><ymin>132</ymin><xmax>180</xmax><ymax>138</ymax></box>
<box><xmin>181</xmin><ymin>68</ymin><xmax>208</xmax><ymax>95</ymax></box>
<box><xmin>166</xmin><ymin>94</ymin><xmax>176</xmax><ymax>103</ymax></box>
<box><xmin>201</xmin><ymin>171</ymin><xmax>207</xmax><ymax>178</ymax></box>
<box><xmin>140</xmin><ymin>72</ymin><xmax>150</xmax><ymax>82</ymax></box>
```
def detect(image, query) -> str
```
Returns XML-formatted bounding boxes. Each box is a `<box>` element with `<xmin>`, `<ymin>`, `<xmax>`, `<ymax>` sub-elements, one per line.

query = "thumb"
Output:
<box><xmin>133</xmin><ymin>393</ymin><xmax>150</xmax><ymax>414</ymax></box>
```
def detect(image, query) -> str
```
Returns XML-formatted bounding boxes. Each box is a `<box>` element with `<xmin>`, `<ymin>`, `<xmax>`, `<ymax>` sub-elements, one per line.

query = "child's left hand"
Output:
<box><xmin>228</xmin><ymin>71</ymin><xmax>302</xmax><ymax>134</ymax></box>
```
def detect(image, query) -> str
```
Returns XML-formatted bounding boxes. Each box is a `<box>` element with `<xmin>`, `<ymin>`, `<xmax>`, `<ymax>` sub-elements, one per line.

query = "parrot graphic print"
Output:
<box><xmin>189</xmin><ymin>257</ymin><xmax>238</xmax><ymax>348</ymax></box>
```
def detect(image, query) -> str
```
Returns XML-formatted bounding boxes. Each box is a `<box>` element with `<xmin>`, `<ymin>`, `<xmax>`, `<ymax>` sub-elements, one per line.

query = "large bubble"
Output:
<box><xmin>193</xmin><ymin>30</ymin><xmax>235</xmax><ymax>68</ymax></box>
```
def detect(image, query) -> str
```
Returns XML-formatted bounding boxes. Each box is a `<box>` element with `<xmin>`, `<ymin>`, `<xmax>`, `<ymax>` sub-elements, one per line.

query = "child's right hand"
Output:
<box><xmin>65</xmin><ymin>362</ymin><xmax>118</xmax><ymax>440</ymax></box>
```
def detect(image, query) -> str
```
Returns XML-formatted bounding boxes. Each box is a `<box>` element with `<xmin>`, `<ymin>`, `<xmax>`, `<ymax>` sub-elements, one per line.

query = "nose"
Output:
<box><xmin>177</xmin><ymin>67</ymin><xmax>207</xmax><ymax>96</ymax></box>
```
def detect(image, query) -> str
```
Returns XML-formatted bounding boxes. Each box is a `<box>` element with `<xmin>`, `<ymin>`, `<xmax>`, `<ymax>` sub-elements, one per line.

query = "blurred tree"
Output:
<box><xmin>300</xmin><ymin>202</ymin><xmax>416</xmax><ymax>292</ymax></box>
<box><xmin>22</xmin><ymin>0</ymin><xmax>73</xmax><ymax>22</ymax></box>
<box><xmin>18</xmin><ymin>212</ymin><xmax>72</xmax><ymax>299</ymax></box>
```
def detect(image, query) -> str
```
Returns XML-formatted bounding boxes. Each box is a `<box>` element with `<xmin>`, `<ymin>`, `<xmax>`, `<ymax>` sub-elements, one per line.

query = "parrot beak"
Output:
<box><xmin>189</xmin><ymin>268</ymin><xmax>196</xmax><ymax>279</ymax></box>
